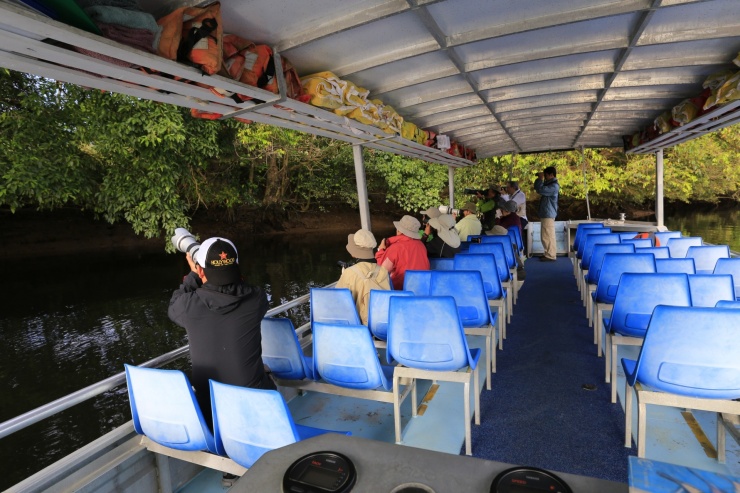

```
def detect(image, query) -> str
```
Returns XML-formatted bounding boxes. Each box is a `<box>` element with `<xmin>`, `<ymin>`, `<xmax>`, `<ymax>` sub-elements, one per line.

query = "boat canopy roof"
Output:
<box><xmin>2</xmin><ymin>0</ymin><xmax>740</xmax><ymax>164</ymax></box>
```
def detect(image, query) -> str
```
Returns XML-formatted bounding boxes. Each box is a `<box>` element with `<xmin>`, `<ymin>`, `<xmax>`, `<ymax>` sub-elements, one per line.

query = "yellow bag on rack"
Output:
<box><xmin>714</xmin><ymin>72</ymin><xmax>740</xmax><ymax>105</ymax></box>
<box><xmin>372</xmin><ymin>99</ymin><xmax>403</xmax><ymax>134</ymax></box>
<box><xmin>401</xmin><ymin>121</ymin><xmax>418</xmax><ymax>141</ymax></box>
<box><xmin>348</xmin><ymin>102</ymin><xmax>381</xmax><ymax>126</ymax></box>
<box><xmin>302</xmin><ymin>71</ymin><xmax>344</xmax><ymax>110</ymax></box>
<box><xmin>654</xmin><ymin>111</ymin><xmax>673</xmax><ymax>134</ymax></box>
<box><xmin>672</xmin><ymin>99</ymin><xmax>698</xmax><ymax>125</ymax></box>
<box><xmin>333</xmin><ymin>80</ymin><xmax>370</xmax><ymax>116</ymax></box>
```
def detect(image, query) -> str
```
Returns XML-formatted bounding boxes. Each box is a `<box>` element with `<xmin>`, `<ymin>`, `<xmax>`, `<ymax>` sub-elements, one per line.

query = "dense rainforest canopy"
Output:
<box><xmin>2</xmin><ymin>70</ymin><xmax>739</xmax><ymax>249</ymax></box>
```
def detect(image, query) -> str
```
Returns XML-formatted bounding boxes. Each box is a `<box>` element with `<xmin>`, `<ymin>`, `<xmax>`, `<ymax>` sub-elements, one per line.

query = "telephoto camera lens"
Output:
<box><xmin>171</xmin><ymin>228</ymin><xmax>201</xmax><ymax>258</ymax></box>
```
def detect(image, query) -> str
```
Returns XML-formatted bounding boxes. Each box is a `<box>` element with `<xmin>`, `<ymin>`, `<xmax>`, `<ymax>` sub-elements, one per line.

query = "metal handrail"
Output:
<box><xmin>0</xmin><ymin>281</ymin><xmax>336</xmax><ymax>440</ymax></box>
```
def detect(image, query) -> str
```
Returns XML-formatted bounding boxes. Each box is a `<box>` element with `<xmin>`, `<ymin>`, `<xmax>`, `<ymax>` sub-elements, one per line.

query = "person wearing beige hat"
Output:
<box><xmin>336</xmin><ymin>229</ymin><xmax>391</xmax><ymax>324</ymax></box>
<box><xmin>419</xmin><ymin>206</ymin><xmax>442</xmax><ymax>243</ymax></box>
<box><xmin>423</xmin><ymin>214</ymin><xmax>461</xmax><ymax>258</ymax></box>
<box><xmin>375</xmin><ymin>215</ymin><xmax>430</xmax><ymax>290</ymax></box>
<box><xmin>494</xmin><ymin>199</ymin><xmax>522</xmax><ymax>237</ymax></box>
<box><xmin>455</xmin><ymin>202</ymin><xmax>482</xmax><ymax>242</ymax></box>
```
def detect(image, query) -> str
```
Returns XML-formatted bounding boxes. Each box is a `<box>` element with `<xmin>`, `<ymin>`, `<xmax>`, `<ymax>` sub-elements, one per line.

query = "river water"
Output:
<box><xmin>0</xmin><ymin>211</ymin><xmax>737</xmax><ymax>489</ymax></box>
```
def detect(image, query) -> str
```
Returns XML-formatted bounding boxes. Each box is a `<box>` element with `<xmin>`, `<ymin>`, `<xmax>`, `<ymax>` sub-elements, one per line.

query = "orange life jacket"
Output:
<box><xmin>633</xmin><ymin>232</ymin><xmax>661</xmax><ymax>247</ymax></box>
<box><xmin>157</xmin><ymin>2</ymin><xmax>223</xmax><ymax>75</ymax></box>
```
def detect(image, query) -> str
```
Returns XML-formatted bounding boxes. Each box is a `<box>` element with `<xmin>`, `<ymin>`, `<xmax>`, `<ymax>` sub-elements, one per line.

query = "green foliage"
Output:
<box><xmin>2</xmin><ymin>69</ymin><xmax>740</xmax><ymax>251</ymax></box>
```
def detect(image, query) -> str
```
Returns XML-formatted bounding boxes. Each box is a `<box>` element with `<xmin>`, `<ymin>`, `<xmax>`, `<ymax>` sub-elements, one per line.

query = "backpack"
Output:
<box><xmin>350</xmin><ymin>264</ymin><xmax>389</xmax><ymax>324</ymax></box>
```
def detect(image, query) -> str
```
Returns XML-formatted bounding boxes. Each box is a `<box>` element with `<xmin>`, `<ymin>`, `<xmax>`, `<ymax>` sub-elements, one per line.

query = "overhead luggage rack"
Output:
<box><xmin>628</xmin><ymin>100</ymin><xmax>740</xmax><ymax>155</ymax></box>
<box><xmin>0</xmin><ymin>2</ymin><xmax>475</xmax><ymax>168</ymax></box>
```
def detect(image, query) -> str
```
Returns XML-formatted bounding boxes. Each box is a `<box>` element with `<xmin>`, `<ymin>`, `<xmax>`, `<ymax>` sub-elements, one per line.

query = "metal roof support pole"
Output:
<box><xmin>581</xmin><ymin>147</ymin><xmax>591</xmax><ymax>220</ymax></box>
<box><xmin>655</xmin><ymin>149</ymin><xmax>664</xmax><ymax>229</ymax></box>
<box><xmin>353</xmin><ymin>144</ymin><xmax>371</xmax><ymax>231</ymax></box>
<box><xmin>448</xmin><ymin>166</ymin><xmax>455</xmax><ymax>209</ymax></box>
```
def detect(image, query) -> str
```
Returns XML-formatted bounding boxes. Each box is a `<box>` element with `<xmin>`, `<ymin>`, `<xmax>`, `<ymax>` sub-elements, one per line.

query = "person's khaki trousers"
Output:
<box><xmin>541</xmin><ymin>218</ymin><xmax>556</xmax><ymax>259</ymax></box>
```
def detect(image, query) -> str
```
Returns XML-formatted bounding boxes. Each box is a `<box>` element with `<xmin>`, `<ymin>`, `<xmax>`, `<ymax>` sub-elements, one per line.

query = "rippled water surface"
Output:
<box><xmin>0</xmin><ymin>212</ymin><xmax>736</xmax><ymax>489</ymax></box>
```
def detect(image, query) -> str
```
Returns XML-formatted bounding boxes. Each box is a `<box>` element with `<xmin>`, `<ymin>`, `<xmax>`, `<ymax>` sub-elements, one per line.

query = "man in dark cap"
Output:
<box><xmin>168</xmin><ymin>236</ymin><xmax>274</xmax><ymax>426</ymax></box>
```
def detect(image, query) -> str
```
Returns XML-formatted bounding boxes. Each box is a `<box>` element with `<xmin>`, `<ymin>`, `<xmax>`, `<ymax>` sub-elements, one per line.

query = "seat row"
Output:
<box><xmin>267</xmin><ymin>290</ymin><xmax>484</xmax><ymax>455</ymax></box>
<box><xmin>124</xmin><ymin>364</ymin><xmax>350</xmax><ymax>472</ymax></box>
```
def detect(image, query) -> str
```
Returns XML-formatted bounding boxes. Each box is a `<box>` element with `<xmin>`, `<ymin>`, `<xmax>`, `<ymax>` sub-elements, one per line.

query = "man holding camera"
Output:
<box><xmin>534</xmin><ymin>166</ymin><xmax>560</xmax><ymax>261</ymax></box>
<box><xmin>455</xmin><ymin>202</ymin><xmax>482</xmax><ymax>242</ymax></box>
<box><xmin>475</xmin><ymin>187</ymin><xmax>502</xmax><ymax>232</ymax></box>
<box><xmin>168</xmin><ymin>236</ymin><xmax>274</xmax><ymax>425</ymax></box>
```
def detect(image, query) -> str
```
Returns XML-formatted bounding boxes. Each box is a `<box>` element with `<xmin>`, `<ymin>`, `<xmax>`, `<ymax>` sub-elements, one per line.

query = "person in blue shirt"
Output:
<box><xmin>533</xmin><ymin>166</ymin><xmax>560</xmax><ymax>261</ymax></box>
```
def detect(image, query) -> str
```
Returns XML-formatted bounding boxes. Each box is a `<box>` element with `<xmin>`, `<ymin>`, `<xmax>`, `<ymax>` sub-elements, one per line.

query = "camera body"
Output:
<box><xmin>337</xmin><ymin>260</ymin><xmax>351</xmax><ymax>269</ymax></box>
<box><xmin>171</xmin><ymin>228</ymin><xmax>201</xmax><ymax>258</ymax></box>
<box><xmin>464</xmin><ymin>188</ymin><xmax>487</xmax><ymax>196</ymax></box>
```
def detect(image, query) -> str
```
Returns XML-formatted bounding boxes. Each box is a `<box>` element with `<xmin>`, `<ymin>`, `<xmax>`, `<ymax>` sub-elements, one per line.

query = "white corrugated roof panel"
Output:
<box><xmin>1</xmin><ymin>0</ymin><xmax>739</xmax><ymax>160</ymax></box>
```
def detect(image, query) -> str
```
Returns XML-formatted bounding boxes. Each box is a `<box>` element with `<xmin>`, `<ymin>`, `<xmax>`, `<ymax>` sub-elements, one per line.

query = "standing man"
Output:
<box><xmin>376</xmin><ymin>215</ymin><xmax>430</xmax><ymax>290</ymax></box>
<box><xmin>534</xmin><ymin>166</ymin><xmax>560</xmax><ymax>262</ymax></box>
<box><xmin>455</xmin><ymin>201</ymin><xmax>482</xmax><ymax>242</ymax></box>
<box><xmin>168</xmin><ymin>236</ymin><xmax>274</xmax><ymax>424</ymax></box>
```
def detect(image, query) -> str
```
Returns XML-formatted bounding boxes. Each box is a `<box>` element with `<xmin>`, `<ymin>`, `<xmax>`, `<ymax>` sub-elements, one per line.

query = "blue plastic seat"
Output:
<box><xmin>579</xmin><ymin>233</ymin><xmax>621</xmax><ymax>297</ymax></box>
<box><xmin>468</xmin><ymin>242</ymin><xmax>514</xmax><ymax>316</ymax></box>
<box><xmin>655</xmin><ymin>258</ymin><xmax>695</xmax><ymax>274</ymax></box>
<box><xmin>621</xmin><ymin>306</ymin><xmax>740</xmax><ymax>458</ymax></box>
<box><xmin>715</xmin><ymin>300</ymin><xmax>740</xmax><ymax>308</ymax></box>
<box><xmin>639</xmin><ymin>246</ymin><xmax>670</xmax><ymax>259</ymax></box>
<box><xmin>402</xmin><ymin>270</ymin><xmax>432</xmax><ymax>296</ymax></box>
<box><xmin>617</xmin><ymin>232</ymin><xmax>640</xmax><ymax>241</ymax></box>
<box><xmin>605</xmin><ymin>273</ymin><xmax>691</xmax><ymax>403</ymax></box>
<box><xmin>665</xmin><ymin>236</ymin><xmax>702</xmax><ymax>258</ymax></box>
<box><xmin>312</xmin><ymin>321</ymin><xmax>396</xmax><ymax>391</ymax></box>
<box><xmin>620</xmin><ymin>238</ymin><xmax>652</xmax><ymax>248</ymax></box>
<box><xmin>430</xmin><ymin>270</ymin><xmax>497</xmax><ymax>386</ymax></box>
<box><xmin>592</xmin><ymin>253</ymin><xmax>657</xmax><ymax>358</ymax></box>
<box><xmin>454</xmin><ymin>253</ymin><xmax>508</xmax><ymax>343</ymax></box>
<box><xmin>210</xmin><ymin>380</ymin><xmax>349</xmax><ymax>468</ymax></box>
<box><xmin>507</xmin><ymin>226</ymin><xmax>524</xmax><ymax>255</ymax></box>
<box><xmin>575</xmin><ymin>228</ymin><xmax>612</xmax><ymax>278</ymax></box>
<box><xmin>367</xmin><ymin>290</ymin><xmax>413</xmax><ymax>342</ymax></box>
<box><xmin>713</xmin><ymin>257</ymin><xmax>740</xmax><ymax>299</ymax></box>
<box><xmin>429</xmin><ymin>257</ymin><xmax>455</xmax><ymax>270</ymax></box>
<box><xmin>261</xmin><ymin>317</ymin><xmax>315</xmax><ymax>381</ymax></box>
<box><xmin>478</xmin><ymin>235</ymin><xmax>519</xmax><ymax>302</ymax></box>
<box><xmin>387</xmin><ymin>296</ymin><xmax>481</xmax><ymax>456</ymax></box>
<box><xmin>310</xmin><ymin>287</ymin><xmax>361</xmax><ymax>325</ymax></box>
<box><xmin>571</xmin><ymin>223</ymin><xmax>605</xmax><ymax>253</ymax></box>
<box><xmin>688</xmin><ymin>274</ymin><xmax>735</xmax><ymax>307</ymax></box>
<box><xmin>685</xmin><ymin>245</ymin><xmax>730</xmax><ymax>274</ymax></box>
<box><xmin>124</xmin><ymin>364</ymin><xmax>218</xmax><ymax>454</ymax></box>
<box><xmin>583</xmin><ymin>243</ymin><xmax>635</xmax><ymax>327</ymax></box>
<box><xmin>653</xmin><ymin>230</ymin><xmax>681</xmax><ymax>246</ymax></box>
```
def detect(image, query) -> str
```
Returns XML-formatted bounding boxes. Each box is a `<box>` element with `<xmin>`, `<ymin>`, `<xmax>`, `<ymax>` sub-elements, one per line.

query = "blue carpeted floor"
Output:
<box><xmin>467</xmin><ymin>256</ymin><xmax>636</xmax><ymax>483</ymax></box>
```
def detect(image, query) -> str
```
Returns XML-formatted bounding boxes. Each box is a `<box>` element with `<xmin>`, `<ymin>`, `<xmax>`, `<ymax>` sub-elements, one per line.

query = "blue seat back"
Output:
<box><xmin>713</xmin><ymin>257</ymin><xmax>740</xmax><ymax>299</ymax></box>
<box><xmin>312</xmin><ymin>322</ymin><xmax>393</xmax><ymax>391</ymax></box>
<box><xmin>576</xmin><ymin>228</ymin><xmax>611</xmax><ymax>258</ymax></box>
<box><xmin>261</xmin><ymin>317</ymin><xmax>314</xmax><ymax>380</ymax></box>
<box><xmin>310</xmin><ymin>287</ymin><xmax>361</xmax><ymax>325</ymax></box>
<box><xmin>572</xmin><ymin>223</ymin><xmax>604</xmax><ymax>251</ymax></box>
<box><xmin>403</xmin><ymin>270</ymin><xmax>432</xmax><ymax>295</ymax></box>
<box><xmin>581</xmin><ymin>233</ymin><xmax>621</xmax><ymax>270</ymax></box>
<box><xmin>210</xmin><ymin>381</ymin><xmax>300</xmax><ymax>466</ymax></box>
<box><xmin>685</xmin><ymin>245</ymin><xmax>730</xmax><ymax>274</ymax></box>
<box><xmin>429</xmin><ymin>258</ymin><xmax>455</xmax><ymax>270</ymax></box>
<box><xmin>507</xmin><ymin>226</ymin><xmax>523</xmax><ymax>253</ymax></box>
<box><xmin>654</xmin><ymin>231</ymin><xmax>681</xmax><ymax>246</ymax></box>
<box><xmin>367</xmin><ymin>290</ymin><xmax>413</xmax><ymax>341</ymax></box>
<box><xmin>453</xmin><ymin>253</ymin><xmax>505</xmax><ymax>300</ymax></box>
<box><xmin>655</xmin><ymin>258</ymin><xmax>695</xmax><ymax>274</ymax></box>
<box><xmin>585</xmin><ymin>244</ymin><xmax>635</xmax><ymax>285</ymax></box>
<box><xmin>430</xmin><ymin>270</ymin><xmax>493</xmax><ymax>328</ymax></box>
<box><xmin>468</xmin><ymin>242</ymin><xmax>512</xmax><ymax>281</ymax></box>
<box><xmin>387</xmin><ymin>296</ymin><xmax>477</xmax><ymax>371</ymax></box>
<box><xmin>688</xmin><ymin>274</ymin><xmax>735</xmax><ymax>307</ymax></box>
<box><xmin>124</xmin><ymin>364</ymin><xmax>217</xmax><ymax>453</ymax></box>
<box><xmin>479</xmin><ymin>235</ymin><xmax>517</xmax><ymax>268</ymax></box>
<box><xmin>629</xmin><ymin>306</ymin><xmax>740</xmax><ymax>398</ymax></box>
<box><xmin>608</xmin><ymin>273</ymin><xmax>691</xmax><ymax>338</ymax></box>
<box><xmin>617</xmin><ymin>232</ymin><xmax>639</xmax><ymax>241</ymax></box>
<box><xmin>621</xmin><ymin>238</ymin><xmax>652</xmax><ymax>248</ymax></box>
<box><xmin>666</xmin><ymin>237</ymin><xmax>703</xmax><ymax>258</ymax></box>
<box><xmin>715</xmin><ymin>300</ymin><xmax>740</xmax><ymax>308</ymax></box>
<box><xmin>639</xmin><ymin>246</ymin><xmax>670</xmax><ymax>259</ymax></box>
<box><xmin>594</xmin><ymin>253</ymin><xmax>657</xmax><ymax>304</ymax></box>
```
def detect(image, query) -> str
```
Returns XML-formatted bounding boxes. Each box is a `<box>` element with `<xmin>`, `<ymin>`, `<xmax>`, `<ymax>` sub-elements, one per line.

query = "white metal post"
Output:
<box><xmin>353</xmin><ymin>144</ymin><xmax>371</xmax><ymax>231</ymax></box>
<box><xmin>655</xmin><ymin>149</ymin><xmax>664</xmax><ymax>228</ymax></box>
<box><xmin>448</xmin><ymin>166</ymin><xmax>455</xmax><ymax>208</ymax></box>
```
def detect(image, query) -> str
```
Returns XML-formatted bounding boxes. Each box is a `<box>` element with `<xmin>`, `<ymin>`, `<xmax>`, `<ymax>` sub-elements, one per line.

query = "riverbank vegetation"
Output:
<box><xmin>2</xmin><ymin>71</ymin><xmax>739</xmax><ymax>248</ymax></box>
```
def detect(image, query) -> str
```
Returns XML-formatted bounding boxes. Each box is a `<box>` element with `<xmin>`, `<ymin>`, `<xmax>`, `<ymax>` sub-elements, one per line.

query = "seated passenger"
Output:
<box><xmin>496</xmin><ymin>200</ymin><xmax>522</xmax><ymax>237</ymax></box>
<box><xmin>376</xmin><ymin>215</ymin><xmax>430</xmax><ymax>290</ymax></box>
<box><xmin>423</xmin><ymin>214</ymin><xmax>461</xmax><ymax>258</ymax></box>
<box><xmin>336</xmin><ymin>229</ymin><xmax>391</xmax><ymax>324</ymax></box>
<box><xmin>455</xmin><ymin>202</ymin><xmax>482</xmax><ymax>242</ymax></box>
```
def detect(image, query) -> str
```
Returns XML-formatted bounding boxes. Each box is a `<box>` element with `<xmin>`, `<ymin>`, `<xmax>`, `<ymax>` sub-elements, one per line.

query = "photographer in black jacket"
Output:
<box><xmin>168</xmin><ymin>236</ymin><xmax>274</xmax><ymax>427</ymax></box>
